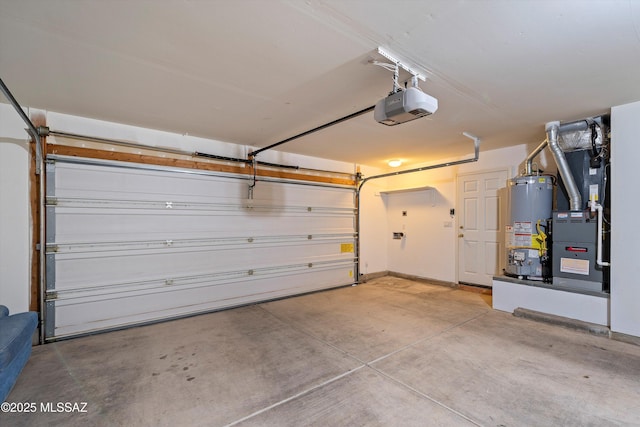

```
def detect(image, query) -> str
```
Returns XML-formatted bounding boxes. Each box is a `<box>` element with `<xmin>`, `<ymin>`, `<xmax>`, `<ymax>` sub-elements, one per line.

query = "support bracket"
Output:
<box><xmin>377</xmin><ymin>47</ymin><xmax>427</xmax><ymax>82</ymax></box>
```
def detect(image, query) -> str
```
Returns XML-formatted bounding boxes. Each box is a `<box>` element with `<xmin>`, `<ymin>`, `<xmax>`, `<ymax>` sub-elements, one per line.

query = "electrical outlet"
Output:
<box><xmin>443</xmin><ymin>221</ymin><xmax>453</xmax><ymax>228</ymax></box>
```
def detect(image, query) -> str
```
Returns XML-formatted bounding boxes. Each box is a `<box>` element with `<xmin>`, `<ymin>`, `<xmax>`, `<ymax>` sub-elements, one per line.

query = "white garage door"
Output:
<box><xmin>45</xmin><ymin>157</ymin><xmax>356</xmax><ymax>340</ymax></box>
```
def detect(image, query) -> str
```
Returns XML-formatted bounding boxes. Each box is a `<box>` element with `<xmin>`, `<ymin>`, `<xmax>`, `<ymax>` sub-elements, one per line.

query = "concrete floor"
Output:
<box><xmin>2</xmin><ymin>276</ymin><xmax>640</xmax><ymax>426</ymax></box>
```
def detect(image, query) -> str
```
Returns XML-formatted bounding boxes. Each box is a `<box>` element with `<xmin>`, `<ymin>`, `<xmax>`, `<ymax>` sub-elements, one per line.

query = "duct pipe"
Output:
<box><xmin>546</xmin><ymin>121</ymin><xmax>582</xmax><ymax>211</ymax></box>
<box><xmin>525</xmin><ymin>139</ymin><xmax>548</xmax><ymax>175</ymax></box>
<box><xmin>558</xmin><ymin>120</ymin><xmax>590</xmax><ymax>134</ymax></box>
<box><xmin>354</xmin><ymin>133</ymin><xmax>480</xmax><ymax>282</ymax></box>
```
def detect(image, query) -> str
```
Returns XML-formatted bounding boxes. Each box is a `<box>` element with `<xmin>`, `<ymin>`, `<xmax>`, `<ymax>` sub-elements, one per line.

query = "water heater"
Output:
<box><xmin>505</xmin><ymin>175</ymin><xmax>554</xmax><ymax>280</ymax></box>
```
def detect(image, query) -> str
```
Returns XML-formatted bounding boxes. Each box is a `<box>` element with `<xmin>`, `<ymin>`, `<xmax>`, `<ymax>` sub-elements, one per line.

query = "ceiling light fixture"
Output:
<box><xmin>388</xmin><ymin>159</ymin><xmax>403</xmax><ymax>168</ymax></box>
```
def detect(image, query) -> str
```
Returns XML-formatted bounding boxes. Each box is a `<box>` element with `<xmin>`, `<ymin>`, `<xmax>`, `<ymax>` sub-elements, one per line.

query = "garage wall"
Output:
<box><xmin>381</xmin><ymin>143</ymin><xmax>544</xmax><ymax>283</ymax></box>
<box><xmin>611</xmin><ymin>100</ymin><xmax>640</xmax><ymax>338</ymax></box>
<box><xmin>384</xmin><ymin>183</ymin><xmax>455</xmax><ymax>282</ymax></box>
<box><xmin>0</xmin><ymin>103</ymin><xmax>31</xmax><ymax>313</ymax></box>
<box><xmin>357</xmin><ymin>167</ymin><xmax>388</xmax><ymax>277</ymax></box>
<box><xmin>48</xmin><ymin>112</ymin><xmax>357</xmax><ymax>175</ymax></box>
<box><xmin>1</xmin><ymin>104</ymin><xmax>584</xmax><ymax>328</ymax></box>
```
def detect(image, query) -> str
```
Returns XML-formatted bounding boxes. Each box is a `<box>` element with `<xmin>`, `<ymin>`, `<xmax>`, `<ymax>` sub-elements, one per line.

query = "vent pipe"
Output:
<box><xmin>546</xmin><ymin>121</ymin><xmax>582</xmax><ymax>210</ymax></box>
<box><xmin>525</xmin><ymin>139</ymin><xmax>548</xmax><ymax>176</ymax></box>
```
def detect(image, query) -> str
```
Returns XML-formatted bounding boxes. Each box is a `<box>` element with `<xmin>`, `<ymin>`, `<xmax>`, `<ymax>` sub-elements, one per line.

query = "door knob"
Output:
<box><xmin>458</xmin><ymin>233</ymin><xmax>464</xmax><ymax>238</ymax></box>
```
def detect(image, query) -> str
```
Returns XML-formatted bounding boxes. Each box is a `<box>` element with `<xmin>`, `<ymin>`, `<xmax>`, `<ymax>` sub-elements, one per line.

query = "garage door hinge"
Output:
<box><xmin>48</xmin><ymin>245</ymin><xmax>59</xmax><ymax>253</ymax></box>
<box><xmin>47</xmin><ymin>291</ymin><xmax>58</xmax><ymax>300</ymax></box>
<box><xmin>46</xmin><ymin>197</ymin><xmax>58</xmax><ymax>206</ymax></box>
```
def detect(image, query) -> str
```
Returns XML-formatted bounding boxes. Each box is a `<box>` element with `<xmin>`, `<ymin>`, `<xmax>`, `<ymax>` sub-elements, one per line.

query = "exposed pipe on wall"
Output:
<box><xmin>0</xmin><ymin>77</ymin><xmax>47</xmax><ymax>344</ymax></box>
<box><xmin>354</xmin><ymin>133</ymin><xmax>481</xmax><ymax>282</ymax></box>
<box><xmin>590</xmin><ymin>201</ymin><xmax>611</xmax><ymax>267</ymax></box>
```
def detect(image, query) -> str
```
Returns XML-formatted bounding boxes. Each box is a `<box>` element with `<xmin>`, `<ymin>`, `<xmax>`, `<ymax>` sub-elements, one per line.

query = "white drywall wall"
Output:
<box><xmin>492</xmin><ymin>279</ymin><xmax>609</xmax><ymax>326</ymax></box>
<box><xmin>385</xmin><ymin>186</ymin><xmax>455</xmax><ymax>281</ymax></box>
<box><xmin>47</xmin><ymin>112</ymin><xmax>356</xmax><ymax>173</ymax></box>
<box><xmin>357</xmin><ymin>166</ymin><xmax>388</xmax><ymax>277</ymax></box>
<box><xmin>611</xmin><ymin>100</ymin><xmax>640</xmax><ymax>337</ymax></box>
<box><xmin>0</xmin><ymin>103</ymin><xmax>31</xmax><ymax>313</ymax></box>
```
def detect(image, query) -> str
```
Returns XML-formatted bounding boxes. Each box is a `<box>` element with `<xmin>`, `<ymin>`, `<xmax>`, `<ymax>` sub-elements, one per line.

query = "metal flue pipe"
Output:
<box><xmin>525</xmin><ymin>139</ymin><xmax>548</xmax><ymax>175</ymax></box>
<box><xmin>546</xmin><ymin>121</ymin><xmax>582</xmax><ymax>211</ymax></box>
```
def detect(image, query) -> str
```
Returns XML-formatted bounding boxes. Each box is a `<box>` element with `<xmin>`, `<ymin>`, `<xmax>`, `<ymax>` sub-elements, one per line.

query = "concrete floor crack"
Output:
<box><xmin>223</xmin><ymin>365</ymin><xmax>366</xmax><ymax>427</ymax></box>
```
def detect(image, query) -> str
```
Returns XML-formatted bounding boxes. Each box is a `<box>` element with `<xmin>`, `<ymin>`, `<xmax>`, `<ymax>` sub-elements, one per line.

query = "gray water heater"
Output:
<box><xmin>505</xmin><ymin>175</ymin><xmax>554</xmax><ymax>279</ymax></box>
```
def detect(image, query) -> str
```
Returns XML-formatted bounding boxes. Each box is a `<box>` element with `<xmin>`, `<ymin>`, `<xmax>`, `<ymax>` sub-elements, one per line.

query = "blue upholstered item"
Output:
<box><xmin>0</xmin><ymin>305</ymin><xmax>38</xmax><ymax>402</ymax></box>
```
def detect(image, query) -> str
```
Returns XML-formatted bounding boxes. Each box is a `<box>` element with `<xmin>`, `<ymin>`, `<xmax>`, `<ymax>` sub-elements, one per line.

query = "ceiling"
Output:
<box><xmin>1</xmin><ymin>1</ymin><xmax>639</xmax><ymax>168</ymax></box>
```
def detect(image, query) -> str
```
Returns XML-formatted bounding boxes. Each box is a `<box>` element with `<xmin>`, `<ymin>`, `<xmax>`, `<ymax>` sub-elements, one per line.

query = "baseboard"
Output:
<box><xmin>611</xmin><ymin>331</ymin><xmax>640</xmax><ymax>347</ymax></box>
<box><xmin>359</xmin><ymin>271</ymin><xmax>389</xmax><ymax>283</ymax></box>
<box><xmin>457</xmin><ymin>283</ymin><xmax>493</xmax><ymax>295</ymax></box>
<box><xmin>387</xmin><ymin>271</ymin><xmax>457</xmax><ymax>289</ymax></box>
<box><xmin>360</xmin><ymin>271</ymin><xmax>489</xmax><ymax>295</ymax></box>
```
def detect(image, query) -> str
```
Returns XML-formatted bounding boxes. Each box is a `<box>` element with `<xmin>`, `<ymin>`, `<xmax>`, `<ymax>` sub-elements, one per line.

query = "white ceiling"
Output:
<box><xmin>1</xmin><ymin>0</ymin><xmax>639</xmax><ymax>168</ymax></box>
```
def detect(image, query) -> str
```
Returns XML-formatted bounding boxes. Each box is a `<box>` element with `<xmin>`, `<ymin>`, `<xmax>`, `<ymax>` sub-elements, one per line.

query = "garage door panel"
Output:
<box><xmin>52</xmin><ymin>266</ymin><xmax>352</xmax><ymax>338</ymax></box>
<box><xmin>54</xmin><ymin>163</ymin><xmax>354</xmax><ymax>208</ymax></box>
<box><xmin>55</xmin><ymin>163</ymin><xmax>247</xmax><ymax>201</ymax></box>
<box><xmin>52</xmin><ymin>209</ymin><xmax>354</xmax><ymax>242</ymax></box>
<box><xmin>46</xmin><ymin>159</ymin><xmax>356</xmax><ymax>339</ymax></box>
<box><xmin>53</xmin><ymin>239</ymin><xmax>355</xmax><ymax>288</ymax></box>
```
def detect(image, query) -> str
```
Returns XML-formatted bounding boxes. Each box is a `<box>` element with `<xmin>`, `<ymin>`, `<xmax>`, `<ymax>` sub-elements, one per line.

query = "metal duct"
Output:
<box><xmin>546</xmin><ymin>121</ymin><xmax>582</xmax><ymax>210</ymax></box>
<box><xmin>557</xmin><ymin>116</ymin><xmax>605</xmax><ymax>152</ymax></box>
<box><xmin>524</xmin><ymin>117</ymin><xmax>601</xmax><ymax>176</ymax></box>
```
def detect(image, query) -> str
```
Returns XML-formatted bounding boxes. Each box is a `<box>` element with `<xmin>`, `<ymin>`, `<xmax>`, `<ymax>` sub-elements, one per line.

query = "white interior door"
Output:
<box><xmin>457</xmin><ymin>170</ymin><xmax>508</xmax><ymax>286</ymax></box>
